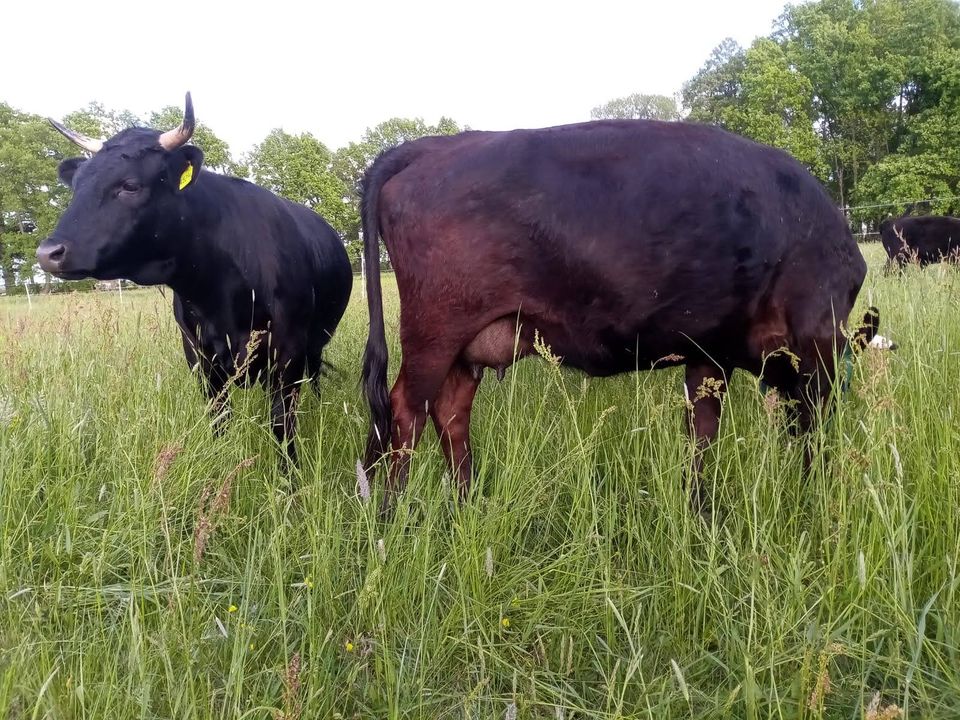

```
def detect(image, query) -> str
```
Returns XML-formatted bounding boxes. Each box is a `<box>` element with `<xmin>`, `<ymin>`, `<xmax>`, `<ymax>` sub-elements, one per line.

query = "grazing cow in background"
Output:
<box><xmin>360</xmin><ymin>119</ymin><xmax>878</xmax><ymax>514</ymax></box>
<box><xmin>880</xmin><ymin>215</ymin><xmax>960</xmax><ymax>271</ymax></box>
<box><xmin>38</xmin><ymin>94</ymin><xmax>352</xmax><ymax>465</ymax></box>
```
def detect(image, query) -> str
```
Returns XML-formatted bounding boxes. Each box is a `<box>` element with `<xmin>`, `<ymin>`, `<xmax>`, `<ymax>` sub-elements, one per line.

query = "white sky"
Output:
<box><xmin>2</xmin><ymin>0</ymin><xmax>789</xmax><ymax>154</ymax></box>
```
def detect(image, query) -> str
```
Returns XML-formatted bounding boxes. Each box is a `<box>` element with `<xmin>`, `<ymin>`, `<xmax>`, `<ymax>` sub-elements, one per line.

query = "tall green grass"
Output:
<box><xmin>1</xmin><ymin>244</ymin><xmax>958</xmax><ymax>718</ymax></box>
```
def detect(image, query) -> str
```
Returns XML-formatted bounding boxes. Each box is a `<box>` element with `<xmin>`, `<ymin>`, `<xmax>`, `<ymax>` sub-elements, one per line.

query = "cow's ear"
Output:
<box><xmin>166</xmin><ymin>145</ymin><xmax>204</xmax><ymax>192</ymax></box>
<box><xmin>58</xmin><ymin>157</ymin><xmax>85</xmax><ymax>187</ymax></box>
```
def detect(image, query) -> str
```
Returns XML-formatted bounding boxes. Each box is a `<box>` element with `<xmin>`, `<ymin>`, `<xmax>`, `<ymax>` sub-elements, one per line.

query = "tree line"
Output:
<box><xmin>2</xmin><ymin>0</ymin><xmax>958</xmax><ymax>291</ymax></box>
<box><xmin>0</xmin><ymin>101</ymin><xmax>461</xmax><ymax>290</ymax></box>
<box><xmin>593</xmin><ymin>0</ymin><xmax>960</xmax><ymax>229</ymax></box>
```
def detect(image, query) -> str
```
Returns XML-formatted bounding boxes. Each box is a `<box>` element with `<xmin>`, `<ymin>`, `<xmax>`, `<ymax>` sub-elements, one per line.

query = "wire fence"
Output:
<box><xmin>841</xmin><ymin>194</ymin><xmax>960</xmax><ymax>242</ymax></box>
<box><xmin>840</xmin><ymin>195</ymin><xmax>960</xmax><ymax>214</ymax></box>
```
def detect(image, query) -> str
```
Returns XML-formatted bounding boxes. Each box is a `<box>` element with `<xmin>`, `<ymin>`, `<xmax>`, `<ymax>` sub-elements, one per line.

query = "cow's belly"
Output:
<box><xmin>549</xmin><ymin>329</ymin><xmax>704</xmax><ymax>376</ymax></box>
<box><xmin>193</xmin><ymin>326</ymin><xmax>270</xmax><ymax>386</ymax></box>
<box><xmin>481</xmin><ymin>311</ymin><xmax>742</xmax><ymax>378</ymax></box>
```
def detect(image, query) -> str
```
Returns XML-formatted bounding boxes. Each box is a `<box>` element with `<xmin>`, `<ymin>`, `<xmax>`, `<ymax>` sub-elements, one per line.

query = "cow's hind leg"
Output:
<box><xmin>269</xmin><ymin>364</ymin><xmax>304</xmax><ymax>472</ymax></box>
<box><xmin>381</xmin><ymin>356</ymin><xmax>454</xmax><ymax>513</ymax></box>
<box><xmin>684</xmin><ymin>362</ymin><xmax>729</xmax><ymax>516</ymax></box>
<box><xmin>429</xmin><ymin>361</ymin><xmax>482</xmax><ymax>501</ymax></box>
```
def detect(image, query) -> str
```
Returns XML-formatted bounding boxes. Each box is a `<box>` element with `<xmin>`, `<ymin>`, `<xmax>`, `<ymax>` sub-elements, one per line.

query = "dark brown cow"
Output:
<box><xmin>880</xmin><ymin>215</ymin><xmax>960</xmax><ymax>271</ymax></box>
<box><xmin>360</xmin><ymin>120</ymin><xmax>877</xmax><ymax>513</ymax></box>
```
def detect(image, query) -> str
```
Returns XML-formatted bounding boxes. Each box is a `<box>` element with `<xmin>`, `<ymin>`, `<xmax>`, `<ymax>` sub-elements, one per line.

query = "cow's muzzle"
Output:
<box><xmin>36</xmin><ymin>240</ymin><xmax>86</xmax><ymax>279</ymax></box>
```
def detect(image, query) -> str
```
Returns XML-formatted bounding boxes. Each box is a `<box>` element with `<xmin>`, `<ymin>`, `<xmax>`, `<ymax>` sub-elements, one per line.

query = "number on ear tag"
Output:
<box><xmin>179</xmin><ymin>163</ymin><xmax>194</xmax><ymax>190</ymax></box>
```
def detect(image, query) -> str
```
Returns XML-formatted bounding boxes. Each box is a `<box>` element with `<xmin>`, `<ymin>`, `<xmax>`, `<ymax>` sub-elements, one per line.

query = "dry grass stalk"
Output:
<box><xmin>152</xmin><ymin>444</ymin><xmax>183</xmax><ymax>486</ymax></box>
<box><xmin>865</xmin><ymin>690</ymin><xmax>903</xmax><ymax>720</ymax></box>
<box><xmin>275</xmin><ymin>652</ymin><xmax>303</xmax><ymax>720</ymax></box>
<box><xmin>858</xmin><ymin>346</ymin><xmax>896</xmax><ymax>414</ymax></box>
<box><xmin>208</xmin><ymin>329</ymin><xmax>266</xmax><ymax>413</ymax></box>
<box><xmin>762</xmin><ymin>388</ymin><xmax>781</xmax><ymax>422</ymax></box>
<box><xmin>695</xmin><ymin>376</ymin><xmax>724</xmax><ymax>401</ymax></box>
<box><xmin>356</xmin><ymin>459</ymin><xmax>371</xmax><ymax>503</ymax></box>
<box><xmin>808</xmin><ymin>642</ymin><xmax>844</xmax><ymax>710</ymax></box>
<box><xmin>193</xmin><ymin>455</ymin><xmax>257</xmax><ymax>564</ymax></box>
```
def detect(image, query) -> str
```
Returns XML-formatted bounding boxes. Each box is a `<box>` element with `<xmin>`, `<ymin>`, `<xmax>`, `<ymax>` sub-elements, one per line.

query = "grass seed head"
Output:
<box><xmin>277</xmin><ymin>652</ymin><xmax>303</xmax><ymax>720</ymax></box>
<box><xmin>356</xmin><ymin>458</ymin><xmax>371</xmax><ymax>503</ymax></box>
<box><xmin>194</xmin><ymin>455</ymin><xmax>257</xmax><ymax>564</ymax></box>
<box><xmin>151</xmin><ymin>444</ymin><xmax>182</xmax><ymax>486</ymax></box>
<box><xmin>865</xmin><ymin>690</ymin><xmax>903</xmax><ymax>720</ymax></box>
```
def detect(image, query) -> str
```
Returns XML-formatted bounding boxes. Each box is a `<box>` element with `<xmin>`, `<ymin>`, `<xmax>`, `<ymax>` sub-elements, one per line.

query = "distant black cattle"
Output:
<box><xmin>880</xmin><ymin>215</ymin><xmax>960</xmax><ymax>271</ymax></box>
<box><xmin>359</xmin><ymin>119</ymin><xmax>877</xmax><ymax>514</ymax></box>
<box><xmin>38</xmin><ymin>94</ymin><xmax>352</xmax><ymax>465</ymax></box>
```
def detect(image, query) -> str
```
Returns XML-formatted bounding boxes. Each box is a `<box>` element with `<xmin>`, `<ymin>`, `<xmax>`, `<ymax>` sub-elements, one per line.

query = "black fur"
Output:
<box><xmin>38</xmin><ymin>118</ymin><xmax>352</xmax><ymax>464</ymax></box>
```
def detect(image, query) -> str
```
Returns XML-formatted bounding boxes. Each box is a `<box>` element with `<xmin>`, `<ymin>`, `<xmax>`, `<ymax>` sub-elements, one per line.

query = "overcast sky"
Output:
<box><xmin>3</xmin><ymin>0</ymin><xmax>789</xmax><ymax>154</ymax></box>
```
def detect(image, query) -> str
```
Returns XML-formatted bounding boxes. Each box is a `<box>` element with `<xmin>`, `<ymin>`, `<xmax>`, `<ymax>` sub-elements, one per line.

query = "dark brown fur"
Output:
<box><xmin>361</xmin><ymin>119</ymin><xmax>874</xmax><ymax>514</ymax></box>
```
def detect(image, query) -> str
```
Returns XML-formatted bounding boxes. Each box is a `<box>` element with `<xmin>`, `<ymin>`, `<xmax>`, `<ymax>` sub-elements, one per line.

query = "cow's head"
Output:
<box><xmin>37</xmin><ymin>93</ymin><xmax>203</xmax><ymax>285</ymax></box>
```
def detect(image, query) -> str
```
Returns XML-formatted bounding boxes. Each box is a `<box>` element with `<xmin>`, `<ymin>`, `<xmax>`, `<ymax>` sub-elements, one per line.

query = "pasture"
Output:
<box><xmin>0</xmin><ymin>244</ymin><xmax>958</xmax><ymax>718</ymax></box>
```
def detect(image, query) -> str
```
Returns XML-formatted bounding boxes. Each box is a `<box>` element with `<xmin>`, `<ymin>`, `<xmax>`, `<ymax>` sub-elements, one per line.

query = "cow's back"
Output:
<box><xmin>195</xmin><ymin>175</ymin><xmax>351</xmax><ymax>310</ymax></box>
<box><xmin>178</xmin><ymin>174</ymin><xmax>351</xmax><ymax>375</ymax></box>
<box><xmin>376</xmin><ymin>120</ymin><xmax>863</xmax><ymax>372</ymax></box>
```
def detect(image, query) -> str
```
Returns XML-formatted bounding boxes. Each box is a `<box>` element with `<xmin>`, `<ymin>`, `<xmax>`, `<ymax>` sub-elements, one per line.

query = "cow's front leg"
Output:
<box><xmin>175</xmin><ymin>298</ymin><xmax>232</xmax><ymax>435</ymax></box>
<box><xmin>178</xmin><ymin>328</ymin><xmax>231</xmax><ymax>434</ymax></box>
<box><xmin>201</xmin><ymin>358</ymin><xmax>232</xmax><ymax>435</ymax></box>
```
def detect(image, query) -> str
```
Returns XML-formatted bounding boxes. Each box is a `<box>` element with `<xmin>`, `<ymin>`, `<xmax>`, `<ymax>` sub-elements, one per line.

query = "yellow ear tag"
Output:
<box><xmin>179</xmin><ymin>162</ymin><xmax>194</xmax><ymax>190</ymax></box>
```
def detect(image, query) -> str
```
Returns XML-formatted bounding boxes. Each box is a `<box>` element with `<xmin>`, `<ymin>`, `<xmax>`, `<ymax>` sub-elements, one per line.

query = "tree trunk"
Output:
<box><xmin>1</xmin><ymin>262</ymin><xmax>15</xmax><ymax>294</ymax></box>
<box><xmin>836</xmin><ymin>165</ymin><xmax>845</xmax><ymax>209</ymax></box>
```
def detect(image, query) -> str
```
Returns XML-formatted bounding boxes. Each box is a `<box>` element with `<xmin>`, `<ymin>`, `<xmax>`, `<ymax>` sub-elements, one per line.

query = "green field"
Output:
<box><xmin>1</xmin><ymin>244</ymin><xmax>958</xmax><ymax>718</ymax></box>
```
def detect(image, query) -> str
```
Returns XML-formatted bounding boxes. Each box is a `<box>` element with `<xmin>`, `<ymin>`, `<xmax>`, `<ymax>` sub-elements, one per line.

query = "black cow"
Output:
<box><xmin>880</xmin><ymin>215</ymin><xmax>960</xmax><ymax>271</ymax></box>
<box><xmin>38</xmin><ymin>94</ymin><xmax>352</xmax><ymax>465</ymax></box>
<box><xmin>359</xmin><ymin>120</ymin><xmax>877</xmax><ymax>514</ymax></box>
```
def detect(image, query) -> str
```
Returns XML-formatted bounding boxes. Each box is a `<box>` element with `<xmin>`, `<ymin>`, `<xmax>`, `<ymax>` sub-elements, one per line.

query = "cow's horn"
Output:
<box><xmin>158</xmin><ymin>92</ymin><xmax>195</xmax><ymax>151</ymax></box>
<box><xmin>48</xmin><ymin>118</ymin><xmax>104</xmax><ymax>154</ymax></box>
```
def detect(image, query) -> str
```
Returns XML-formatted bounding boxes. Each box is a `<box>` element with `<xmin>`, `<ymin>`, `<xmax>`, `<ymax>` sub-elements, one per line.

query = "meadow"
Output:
<box><xmin>0</xmin><ymin>244</ymin><xmax>958</xmax><ymax>719</ymax></box>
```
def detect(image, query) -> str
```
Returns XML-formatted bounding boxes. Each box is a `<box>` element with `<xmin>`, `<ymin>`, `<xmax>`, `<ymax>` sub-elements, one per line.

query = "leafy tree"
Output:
<box><xmin>776</xmin><ymin>0</ymin><xmax>907</xmax><ymax>205</ymax></box>
<box><xmin>62</xmin><ymin>102</ymin><xmax>140</xmax><ymax>138</ymax></box>
<box><xmin>333</xmin><ymin>116</ymin><xmax>463</xmax><ymax>193</ymax></box>
<box><xmin>720</xmin><ymin>39</ymin><xmax>825</xmax><ymax>176</ymax></box>
<box><xmin>0</xmin><ymin>104</ymin><xmax>74</xmax><ymax>290</ymax></box>
<box><xmin>331</xmin><ymin>117</ymin><xmax>463</xmax><ymax>260</ymax></box>
<box><xmin>853</xmin><ymin>44</ymin><xmax>960</xmax><ymax>222</ymax></box>
<box><xmin>678</xmin><ymin>0</ymin><xmax>960</xmax><ymax>217</ymax></box>
<box><xmin>590</xmin><ymin>93</ymin><xmax>680</xmax><ymax>121</ymax></box>
<box><xmin>682</xmin><ymin>38</ymin><xmax>746</xmax><ymax>126</ymax></box>
<box><xmin>248</xmin><ymin>129</ymin><xmax>354</xmax><ymax>240</ymax></box>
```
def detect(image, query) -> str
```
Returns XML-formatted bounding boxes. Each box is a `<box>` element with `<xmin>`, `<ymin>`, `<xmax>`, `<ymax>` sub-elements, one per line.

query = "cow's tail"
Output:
<box><xmin>360</xmin><ymin>147</ymin><xmax>415</xmax><ymax>472</ymax></box>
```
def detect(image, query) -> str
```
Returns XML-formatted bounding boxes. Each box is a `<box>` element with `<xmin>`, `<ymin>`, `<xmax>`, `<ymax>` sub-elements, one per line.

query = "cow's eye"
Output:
<box><xmin>120</xmin><ymin>180</ymin><xmax>141</xmax><ymax>194</ymax></box>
